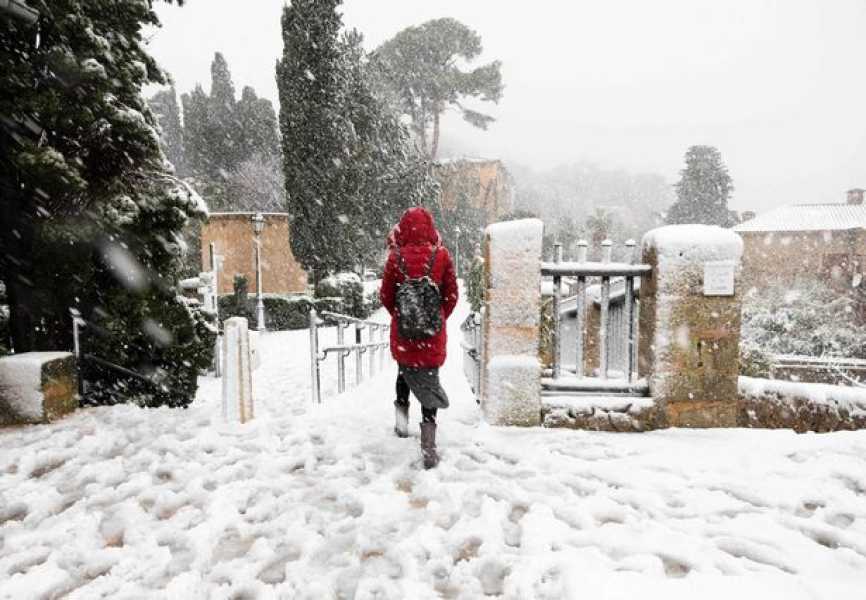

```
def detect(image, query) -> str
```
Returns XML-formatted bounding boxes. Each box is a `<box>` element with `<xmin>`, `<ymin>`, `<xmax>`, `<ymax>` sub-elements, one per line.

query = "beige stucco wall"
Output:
<box><xmin>434</xmin><ymin>159</ymin><xmax>514</xmax><ymax>224</ymax></box>
<box><xmin>200</xmin><ymin>212</ymin><xmax>308</xmax><ymax>295</ymax></box>
<box><xmin>738</xmin><ymin>229</ymin><xmax>864</xmax><ymax>292</ymax></box>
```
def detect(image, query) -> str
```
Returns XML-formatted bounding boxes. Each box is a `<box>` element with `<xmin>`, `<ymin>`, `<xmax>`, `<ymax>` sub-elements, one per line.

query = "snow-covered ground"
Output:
<box><xmin>2</xmin><ymin>297</ymin><xmax>866</xmax><ymax>599</ymax></box>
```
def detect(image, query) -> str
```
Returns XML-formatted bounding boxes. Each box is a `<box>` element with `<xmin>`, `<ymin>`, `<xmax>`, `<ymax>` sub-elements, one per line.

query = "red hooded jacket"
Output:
<box><xmin>380</xmin><ymin>208</ymin><xmax>458</xmax><ymax>368</ymax></box>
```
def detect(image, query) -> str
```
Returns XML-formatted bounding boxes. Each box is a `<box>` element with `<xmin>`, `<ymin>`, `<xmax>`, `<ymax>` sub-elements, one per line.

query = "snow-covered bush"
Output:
<box><xmin>740</xmin><ymin>279</ymin><xmax>866</xmax><ymax>375</ymax></box>
<box><xmin>316</xmin><ymin>273</ymin><xmax>365</xmax><ymax>318</ymax></box>
<box><xmin>465</xmin><ymin>253</ymin><xmax>485</xmax><ymax>313</ymax></box>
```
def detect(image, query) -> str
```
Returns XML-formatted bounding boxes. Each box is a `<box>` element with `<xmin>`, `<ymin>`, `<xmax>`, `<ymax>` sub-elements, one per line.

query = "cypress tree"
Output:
<box><xmin>667</xmin><ymin>145</ymin><xmax>736</xmax><ymax>226</ymax></box>
<box><xmin>149</xmin><ymin>85</ymin><xmax>187</xmax><ymax>176</ymax></box>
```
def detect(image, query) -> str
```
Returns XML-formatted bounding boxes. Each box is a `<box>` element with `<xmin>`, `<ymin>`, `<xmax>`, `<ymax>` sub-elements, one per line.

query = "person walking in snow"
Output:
<box><xmin>380</xmin><ymin>207</ymin><xmax>459</xmax><ymax>469</ymax></box>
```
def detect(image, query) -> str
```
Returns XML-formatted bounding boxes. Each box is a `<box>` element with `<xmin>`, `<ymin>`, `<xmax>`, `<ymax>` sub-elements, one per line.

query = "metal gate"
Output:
<box><xmin>541</xmin><ymin>239</ymin><xmax>651</xmax><ymax>397</ymax></box>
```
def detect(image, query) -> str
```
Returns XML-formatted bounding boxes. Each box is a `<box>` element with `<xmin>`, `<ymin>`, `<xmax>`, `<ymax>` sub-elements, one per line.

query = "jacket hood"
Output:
<box><xmin>394</xmin><ymin>207</ymin><xmax>440</xmax><ymax>247</ymax></box>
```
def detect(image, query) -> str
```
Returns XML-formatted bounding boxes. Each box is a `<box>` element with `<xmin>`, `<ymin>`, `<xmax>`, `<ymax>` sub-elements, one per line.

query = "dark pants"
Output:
<box><xmin>395</xmin><ymin>366</ymin><xmax>449</xmax><ymax>424</ymax></box>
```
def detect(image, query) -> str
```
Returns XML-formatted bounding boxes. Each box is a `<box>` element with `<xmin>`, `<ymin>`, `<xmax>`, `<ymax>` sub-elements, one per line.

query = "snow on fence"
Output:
<box><xmin>541</xmin><ymin>238</ymin><xmax>651</xmax><ymax>397</ymax></box>
<box><xmin>308</xmin><ymin>309</ymin><xmax>391</xmax><ymax>404</ymax></box>
<box><xmin>460</xmin><ymin>313</ymin><xmax>482</xmax><ymax>399</ymax></box>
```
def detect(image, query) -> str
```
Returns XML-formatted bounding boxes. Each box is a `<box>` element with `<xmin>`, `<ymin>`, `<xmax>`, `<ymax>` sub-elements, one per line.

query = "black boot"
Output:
<box><xmin>394</xmin><ymin>402</ymin><xmax>409</xmax><ymax>438</ymax></box>
<box><xmin>419</xmin><ymin>422</ymin><xmax>439</xmax><ymax>469</ymax></box>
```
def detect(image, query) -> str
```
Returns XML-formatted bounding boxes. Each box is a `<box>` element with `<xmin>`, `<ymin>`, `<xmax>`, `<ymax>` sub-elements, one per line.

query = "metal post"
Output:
<box><xmin>209</xmin><ymin>242</ymin><xmax>222</xmax><ymax>377</ymax></box>
<box><xmin>369</xmin><ymin>324</ymin><xmax>376</xmax><ymax>376</ymax></box>
<box><xmin>336</xmin><ymin>322</ymin><xmax>346</xmax><ymax>393</ymax></box>
<box><xmin>575</xmin><ymin>240</ymin><xmax>588</xmax><ymax>377</ymax></box>
<box><xmin>552</xmin><ymin>242</ymin><xmax>562</xmax><ymax>379</ymax></box>
<box><xmin>355</xmin><ymin>324</ymin><xmax>363</xmax><ymax>386</ymax></box>
<box><xmin>474</xmin><ymin>312</ymin><xmax>482</xmax><ymax>395</ymax></box>
<box><xmin>309</xmin><ymin>308</ymin><xmax>321</xmax><ymax>403</ymax></box>
<box><xmin>624</xmin><ymin>240</ymin><xmax>637</xmax><ymax>382</ymax></box>
<box><xmin>599</xmin><ymin>240</ymin><xmax>612</xmax><ymax>379</ymax></box>
<box><xmin>379</xmin><ymin>325</ymin><xmax>386</xmax><ymax>370</ymax></box>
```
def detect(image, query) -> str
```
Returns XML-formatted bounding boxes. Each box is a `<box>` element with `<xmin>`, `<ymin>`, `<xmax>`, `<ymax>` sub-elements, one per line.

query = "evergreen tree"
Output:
<box><xmin>0</xmin><ymin>0</ymin><xmax>213</xmax><ymax>406</ymax></box>
<box><xmin>149</xmin><ymin>85</ymin><xmax>186</xmax><ymax>176</ymax></box>
<box><xmin>237</xmin><ymin>86</ymin><xmax>280</xmax><ymax>159</ymax></box>
<box><xmin>667</xmin><ymin>145</ymin><xmax>735</xmax><ymax>226</ymax></box>
<box><xmin>373</xmin><ymin>18</ymin><xmax>504</xmax><ymax>159</ymax></box>
<box><xmin>180</xmin><ymin>54</ymin><xmax>282</xmax><ymax>211</ymax></box>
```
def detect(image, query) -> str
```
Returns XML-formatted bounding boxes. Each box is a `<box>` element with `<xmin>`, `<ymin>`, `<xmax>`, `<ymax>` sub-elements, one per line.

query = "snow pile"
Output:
<box><xmin>642</xmin><ymin>224</ymin><xmax>743</xmax><ymax>263</ymax></box>
<box><xmin>1</xmin><ymin>297</ymin><xmax>866</xmax><ymax>598</ymax></box>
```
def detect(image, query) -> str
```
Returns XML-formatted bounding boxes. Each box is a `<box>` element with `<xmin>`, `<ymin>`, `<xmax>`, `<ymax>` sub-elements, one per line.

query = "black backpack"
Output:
<box><xmin>395</xmin><ymin>246</ymin><xmax>443</xmax><ymax>340</ymax></box>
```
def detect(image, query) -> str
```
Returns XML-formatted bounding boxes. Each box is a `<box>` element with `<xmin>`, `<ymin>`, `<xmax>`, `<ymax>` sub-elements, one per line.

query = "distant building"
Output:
<box><xmin>432</xmin><ymin>157</ymin><xmax>513</xmax><ymax>224</ymax></box>
<box><xmin>733</xmin><ymin>189</ymin><xmax>866</xmax><ymax>292</ymax></box>
<box><xmin>200</xmin><ymin>212</ymin><xmax>308</xmax><ymax>295</ymax></box>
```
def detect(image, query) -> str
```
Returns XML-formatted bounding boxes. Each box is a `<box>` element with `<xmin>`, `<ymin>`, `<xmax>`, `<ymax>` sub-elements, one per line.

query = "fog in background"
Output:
<box><xmin>149</xmin><ymin>0</ymin><xmax>866</xmax><ymax>212</ymax></box>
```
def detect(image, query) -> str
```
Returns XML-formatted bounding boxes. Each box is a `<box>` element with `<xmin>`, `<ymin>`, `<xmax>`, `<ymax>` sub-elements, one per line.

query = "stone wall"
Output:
<box><xmin>200</xmin><ymin>212</ymin><xmax>308</xmax><ymax>295</ymax></box>
<box><xmin>738</xmin><ymin>376</ymin><xmax>866</xmax><ymax>432</ymax></box>
<box><xmin>0</xmin><ymin>352</ymin><xmax>78</xmax><ymax>426</ymax></box>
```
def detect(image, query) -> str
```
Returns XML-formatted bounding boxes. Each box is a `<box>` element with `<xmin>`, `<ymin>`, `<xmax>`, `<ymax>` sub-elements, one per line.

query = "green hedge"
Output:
<box><xmin>218</xmin><ymin>294</ymin><xmax>345</xmax><ymax>330</ymax></box>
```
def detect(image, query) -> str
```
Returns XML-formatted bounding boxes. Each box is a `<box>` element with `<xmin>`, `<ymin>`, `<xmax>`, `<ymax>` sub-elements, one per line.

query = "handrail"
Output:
<box><xmin>309</xmin><ymin>307</ymin><xmax>392</xmax><ymax>403</ymax></box>
<box><xmin>318</xmin><ymin>310</ymin><xmax>388</xmax><ymax>329</ymax></box>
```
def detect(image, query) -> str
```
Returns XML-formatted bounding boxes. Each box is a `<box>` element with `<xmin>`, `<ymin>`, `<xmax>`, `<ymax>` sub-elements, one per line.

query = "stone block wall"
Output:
<box><xmin>0</xmin><ymin>352</ymin><xmax>78</xmax><ymax>426</ymax></box>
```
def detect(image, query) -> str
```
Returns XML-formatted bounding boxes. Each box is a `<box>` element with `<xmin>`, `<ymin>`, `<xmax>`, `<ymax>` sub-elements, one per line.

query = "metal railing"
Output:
<box><xmin>308</xmin><ymin>308</ymin><xmax>391</xmax><ymax>404</ymax></box>
<box><xmin>460</xmin><ymin>312</ymin><xmax>482</xmax><ymax>399</ymax></box>
<box><xmin>541</xmin><ymin>239</ymin><xmax>651</xmax><ymax>396</ymax></box>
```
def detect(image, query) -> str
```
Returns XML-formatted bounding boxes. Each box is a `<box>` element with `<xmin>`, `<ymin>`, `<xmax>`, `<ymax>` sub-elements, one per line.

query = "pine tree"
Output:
<box><xmin>373</xmin><ymin>18</ymin><xmax>504</xmax><ymax>159</ymax></box>
<box><xmin>149</xmin><ymin>85</ymin><xmax>186</xmax><ymax>176</ymax></box>
<box><xmin>0</xmin><ymin>0</ymin><xmax>214</xmax><ymax>406</ymax></box>
<box><xmin>667</xmin><ymin>145</ymin><xmax>735</xmax><ymax>226</ymax></box>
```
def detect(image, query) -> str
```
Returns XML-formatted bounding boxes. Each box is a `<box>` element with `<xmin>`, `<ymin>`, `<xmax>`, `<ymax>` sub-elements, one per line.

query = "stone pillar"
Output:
<box><xmin>480</xmin><ymin>219</ymin><xmax>544</xmax><ymax>426</ymax></box>
<box><xmin>0</xmin><ymin>352</ymin><xmax>78</xmax><ymax>426</ymax></box>
<box><xmin>222</xmin><ymin>317</ymin><xmax>254</xmax><ymax>423</ymax></box>
<box><xmin>639</xmin><ymin>225</ymin><xmax>743</xmax><ymax>427</ymax></box>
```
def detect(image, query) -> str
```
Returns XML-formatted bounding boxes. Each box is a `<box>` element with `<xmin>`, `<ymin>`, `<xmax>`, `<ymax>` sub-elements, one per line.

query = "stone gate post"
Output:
<box><xmin>639</xmin><ymin>225</ymin><xmax>743</xmax><ymax>427</ymax></box>
<box><xmin>479</xmin><ymin>219</ymin><xmax>544</xmax><ymax>426</ymax></box>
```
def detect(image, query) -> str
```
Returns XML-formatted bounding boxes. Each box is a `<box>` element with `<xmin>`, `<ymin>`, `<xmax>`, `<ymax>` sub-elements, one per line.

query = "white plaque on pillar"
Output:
<box><xmin>703</xmin><ymin>261</ymin><xmax>735</xmax><ymax>296</ymax></box>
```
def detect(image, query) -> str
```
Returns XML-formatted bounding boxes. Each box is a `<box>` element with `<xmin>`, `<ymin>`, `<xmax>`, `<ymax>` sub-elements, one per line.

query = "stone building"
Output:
<box><xmin>733</xmin><ymin>189</ymin><xmax>866</xmax><ymax>293</ymax></box>
<box><xmin>200</xmin><ymin>212</ymin><xmax>307</xmax><ymax>295</ymax></box>
<box><xmin>433</xmin><ymin>157</ymin><xmax>513</xmax><ymax>223</ymax></box>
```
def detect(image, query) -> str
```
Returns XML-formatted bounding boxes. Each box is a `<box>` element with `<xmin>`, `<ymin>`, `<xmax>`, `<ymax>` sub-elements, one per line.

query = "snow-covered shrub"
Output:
<box><xmin>316</xmin><ymin>273</ymin><xmax>365</xmax><ymax>318</ymax></box>
<box><xmin>465</xmin><ymin>253</ymin><xmax>485</xmax><ymax>313</ymax></box>
<box><xmin>740</xmin><ymin>279</ymin><xmax>866</xmax><ymax>375</ymax></box>
<box><xmin>81</xmin><ymin>296</ymin><xmax>216</xmax><ymax>409</ymax></box>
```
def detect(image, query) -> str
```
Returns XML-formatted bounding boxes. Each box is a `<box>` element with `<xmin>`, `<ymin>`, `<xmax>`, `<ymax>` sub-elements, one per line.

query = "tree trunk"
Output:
<box><xmin>1</xmin><ymin>184</ymin><xmax>37</xmax><ymax>353</ymax></box>
<box><xmin>431</xmin><ymin>111</ymin><xmax>440</xmax><ymax>161</ymax></box>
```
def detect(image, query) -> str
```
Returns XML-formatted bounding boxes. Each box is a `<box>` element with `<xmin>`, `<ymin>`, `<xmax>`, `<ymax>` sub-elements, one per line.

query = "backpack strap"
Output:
<box><xmin>424</xmin><ymin>244</ymin><xmax>439</xmax><ymax>277</ymax></box>
<box><xmin>394</xmin><ymin>246</ymin><xmax>409</xmax><ymax>279</ymax></box>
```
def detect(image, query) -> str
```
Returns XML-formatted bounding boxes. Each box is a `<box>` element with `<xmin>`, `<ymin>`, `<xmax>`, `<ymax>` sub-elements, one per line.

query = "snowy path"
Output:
<box><xmin>2</xmin><ymin>299</ymin><xmax>866</xmax><ymax>599</ymax></box>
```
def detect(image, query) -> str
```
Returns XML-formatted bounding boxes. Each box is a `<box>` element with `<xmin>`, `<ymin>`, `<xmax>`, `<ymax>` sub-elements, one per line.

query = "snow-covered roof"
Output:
<box><xmin>734</xmin><ymin>203</ymin><xmax>866</xmax><ymax>233</ymax></box>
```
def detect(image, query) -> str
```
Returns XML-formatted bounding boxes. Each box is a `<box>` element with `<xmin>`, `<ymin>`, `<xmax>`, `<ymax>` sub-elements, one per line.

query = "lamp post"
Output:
<box><xmin>251</xmin><ymin>212</ymin><xmax>265</xmax><ymax>331</ymax></box>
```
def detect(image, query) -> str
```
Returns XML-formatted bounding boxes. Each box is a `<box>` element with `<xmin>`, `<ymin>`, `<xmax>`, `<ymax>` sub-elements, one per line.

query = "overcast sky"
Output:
<box><xmin>148</xmin><ymin>0</ymin><xmax>866</xmax><ymax>212</ymax></box>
